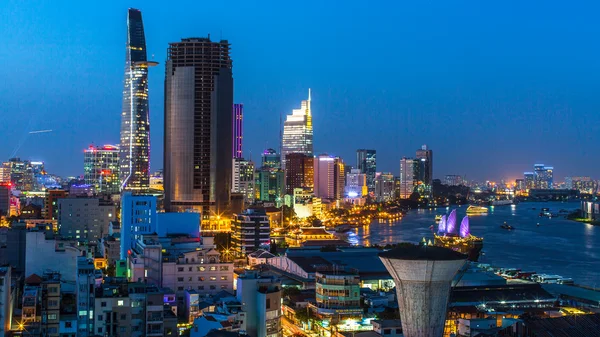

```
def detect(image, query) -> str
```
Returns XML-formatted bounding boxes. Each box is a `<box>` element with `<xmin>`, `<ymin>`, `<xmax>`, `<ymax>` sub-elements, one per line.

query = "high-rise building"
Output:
<box><xmin>533</xmin><ymin>164</ymin><xmax>553</xmax><ymax>189</ymax></box>
<box><xmin>285</xmin><ymin>153</ymin><xmax>314</xmax><ymax>195</ymax></box>
<box><xmin>119</xmin><ymin>8</ymin><xmax>156</xmax><ymax>193</ymax></box>
<box><xmin>445</xmin><ymin>175</ymin><xmax>463</xmax><ymax>186</ymax></box>
<box><xmin>43</xmin><ymin>189</ymin><xmax>68</xmax><ymax>220</ymax></box>
<box><xmin>416</xmin><ymin>144</ymin><xmax>433</xmax><ymax>188</ymax></box>
<box><xmin>566</xmin><ymin>176</ymin><xmax>596</xmax><ymax>194</ymax></box>
<box><xmin>345</xmin><ymin>169</ymin><xmax>367</xmax><ymax>198</ymax></box>
<box><xmin>232</xmin><ymin>208</ymin><xmax>270</xmax><ymax>257</ymax></box>
<box><xmin>374</xmin><ymin>172</ymin><xmax>395</xmax><ymax>202</ymax></box>
<box><xmin>233</xmin><ymin>103</ymin><xmax>244</xmax><ymax>159</ymax></box>
<box><xmin>232</xmin><ymin>158</ymin><xmax>255</xmax><ymax>205</ymax></box>
<box><xmin>356</xmin><ymin>149</ymin><xmax>376</xmax><ymax>192</ymax></box>
<box><xmin>314</xmin><ymin>154</ymin><xmax>345</xmax><ymax>200</ymax></box>
<box><xmin>379</xmin><ymin>245</ymin><xmax>467</xmax><ymax>337</ymax></box>
<box><xmin>84</xmin><ymin>145</ymin><xmax>120</xmax><ymax>194</ymax></box>
<box><xmin>257</xmin><ymin>169</ymin><xmax>285</xmax><ymax>202</ymax></box>
<box><xmin>0</xmin><ymin>162</ymin><xmax>10</xmax><ymax>183</ymax></box>
<box><xmin>399</xmin><ymin>157</ymin><xmax>418</xmax><ymax>199</ymax></box>
<box><xmin>282</xmin><ymin>90</ymin><xmax>313</xmax><ymax>168</ymax></box>
<box><xmin>58</xmin><ymin>198</ymin><xmax>117</xmax><ymax>241</ymax></box>
<box><xmin>0</xmin><ymin>183</ymin><xmax>10</xmax><ymax>217</ymax></box>
<box><xmin>524</xmin><ymin>172</ymin><xmax>535</xmax><ymax>189</ymax></box>
<box><xmin>164</xmin><ymin>37</ymin><xmax>233</xmax><ymax>215</ymax></box>
<box><xmin>120</xmin><ymin>193</ymin><xmax>157</xmax><ymax>259</ymax></box>
<box><xmin>261</xmin><ymin>148</ymin><xmax>281</xmax><ymax>169</ymax></box>
<box><xmin>236</xmin><ymin>273</ymin><xmax>282</xmax><ymax>337</ymax></box>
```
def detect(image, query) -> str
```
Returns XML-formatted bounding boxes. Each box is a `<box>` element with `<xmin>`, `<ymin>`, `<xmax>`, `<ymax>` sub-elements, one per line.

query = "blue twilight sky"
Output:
<box><xmin>1</xmin><ymin>0</ymin><xmax>600</xmax><ymax>182</ymax></box>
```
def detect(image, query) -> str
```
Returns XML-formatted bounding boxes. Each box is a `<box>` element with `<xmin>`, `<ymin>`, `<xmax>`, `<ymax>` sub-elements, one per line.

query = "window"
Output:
<box><xmin>48</xmin><ymin>313</ymin><xmax>57</xmax><ymax>320</ymax></box>
<box><xmin>101</xmin><ymin>301</ymin><xmax>107</xmax><ymax>307</ymax></box>
<box><xmin>383</xmin><ymin>329</ymin><xmax>391</xmax><ymax>335</ymax></box>
<box><xmin>177</xmin><ymin>277</ymin><xmax>184</xmax><ymax>282</ymax></box>
<box><xmin>98</xmin><ymin>328</ymin><xmax>103</xmax><ymax>334</ymax></box>
<box><xmin>97</xmin><ymin>314</ymin><xmax>103</xmax><ymax>321</ymax></box>
<box><xmin>197</xmin><ymin>266</ymin><xmax>205</xmax><ymax>271</ymax></box>
<box><xmin>266</xmin><ymin>298</ymin><xmax>271</xmax><ymax>309</ymax></box>
<box><xmin>198</xmin><ymin>286</ymin><xmax>204</xmax><ymax>290</ymax></box>
<box><xmin>220</xmin><ymin>266</ymin><xmax>229</xmax><ymax>271</ymax></box>
<box><xmin>117</xmin><ymin>300</ymin><xmax>124</xmax><ymax>306</ymax></box>
<box><xmin>120</xmin><ymin>314</ymin><xmax>126</xmax><ymax>320</ymax></box>
<box><xmin>198</xmin><ymin>277</ymin><xmax>204</xmax><ymax>281</ymax></box>
<box><xmin>178</xmin><ymin>267</ymin><xmax>184</xmax><ymax>272</ymax></box>
<box><xmin>209</xmin><ymin>266</ymin><xmax>216</xmax><ymax>271</ymax></box>
<box><xmin>209</xmin><ymin>276</ymin><xmax>216</xmax><ymax>281</ymax></box>
<box><xmin>220</xmin><ymin>276</ymin><xmax>227</xmax><ymax>280</ymax></box>
<box><xmin>177</xmin><ymin>287</ymin><xmax>184</xmax><ymax>291</ymax></box>
<box><xmin>188</xmin><ymin>267</ymin><xmax>192</xmax><ymax>272</ymax></box>
<box><xmin>210</xmin><ymin>285</ymin><xmax>216</xmax><ymax>290</ymax></box>
<box><xmin>120</xmin><ymin>327</ymin><xmax>126</xmax><ymax>332</ymax></box>
<box><xmin>65</xmin><ymin>322</ymin><xmax>72</xmax><ymax>328</ymax></box>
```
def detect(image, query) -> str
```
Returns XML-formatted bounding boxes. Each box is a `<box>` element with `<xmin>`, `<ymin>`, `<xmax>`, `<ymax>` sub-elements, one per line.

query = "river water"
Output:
<box><xmin>353</xmin><ymin>201</ymin><xmax>600</xmax><ymax>287</ymax></box>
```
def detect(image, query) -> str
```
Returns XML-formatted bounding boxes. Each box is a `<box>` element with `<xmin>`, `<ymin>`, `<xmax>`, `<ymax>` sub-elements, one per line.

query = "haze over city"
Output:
<box><xmin>2</xmin><ymin>1</ymin><xmax>600</xmax><ymax>180</ymax></box>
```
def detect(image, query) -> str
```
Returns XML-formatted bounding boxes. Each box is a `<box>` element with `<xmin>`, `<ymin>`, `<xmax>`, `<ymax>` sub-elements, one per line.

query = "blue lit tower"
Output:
<box><xmin>119</xmin><ymin>8</ymin><xmax>157</xmax><ymax>193</ymax></box>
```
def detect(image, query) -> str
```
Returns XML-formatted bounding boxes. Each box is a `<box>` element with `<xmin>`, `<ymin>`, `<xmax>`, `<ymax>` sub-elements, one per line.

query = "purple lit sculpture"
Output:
<box><xmin>459</xmin><ymin>216</ymin><xmax>470</xmax><ymax>238</ymax></box>
<box><xmin>446</xmin><ymin>209</ymin><xmax>457</xmax><ymax>234</ymax></box>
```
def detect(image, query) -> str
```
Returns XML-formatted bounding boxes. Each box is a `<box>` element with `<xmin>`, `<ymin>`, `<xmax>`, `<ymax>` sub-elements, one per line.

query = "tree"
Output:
<box><xmin>306</xmin><ymin>215</ymin><xmax>322</xmax><ymax>227</ymax></box>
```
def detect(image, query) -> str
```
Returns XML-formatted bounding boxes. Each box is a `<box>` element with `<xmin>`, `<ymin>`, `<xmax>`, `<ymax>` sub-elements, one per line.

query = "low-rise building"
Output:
<box><xmin>236</xmin><ymin>272</ymin><xmax>282</xmax><ymax>337</ymax></box>
<box><xmin>57</xmin><ymin>197</ymin><xmax>116</xmax><ymax>241</ymax></box>
<box><xmin>231</xmin><ymin>208</ymin><xmax>270</xmax><ymax>257</ymax></box>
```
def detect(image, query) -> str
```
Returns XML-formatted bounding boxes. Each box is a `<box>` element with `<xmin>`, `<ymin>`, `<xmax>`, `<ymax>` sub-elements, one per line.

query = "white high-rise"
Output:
<box><xmin>282</xmin><ymin>89</ymin><xmax>313</xmax><ymax>169</ymax></box>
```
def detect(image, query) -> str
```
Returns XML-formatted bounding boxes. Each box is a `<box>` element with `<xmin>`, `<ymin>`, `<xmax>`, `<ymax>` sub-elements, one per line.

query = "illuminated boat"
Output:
<box><xmin>433</xmin><ymin>213</ymin><xmax>483</xmax><ymax>262</ymax></box>
<box><xmin>466</xmin><ymin>205</ymin><xmax>488</xmax><ymax>214</ymax></box>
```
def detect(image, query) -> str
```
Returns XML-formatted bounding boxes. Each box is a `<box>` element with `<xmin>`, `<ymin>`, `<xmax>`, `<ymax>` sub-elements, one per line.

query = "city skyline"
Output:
<box><xmin>2</xmin><ymin>2</ymin><xmax>600</xmax><ymax>181</ymax></box>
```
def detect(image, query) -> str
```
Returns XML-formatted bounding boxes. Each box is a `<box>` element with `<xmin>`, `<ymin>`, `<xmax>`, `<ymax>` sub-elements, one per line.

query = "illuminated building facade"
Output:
<box><xmin>119</xmin><ymin>8</ymin><xmax>156</xmax><ymax>193</ymax></box>
<box><xmin>232</xmin><ymin>208</ymin><xmax>270</xmax><ymax>257</ymax></box>
<box><xmin>345</xmin><ymin>169</ymin><xmax>368</xmax><ymax>198</ymax></box>
<box><xmin>374</xmin><ymin>172</ymin><xmax>395</xmax><ymax>202</ymax></box>
<box><xmin>262</xmin><ymin>148</ymin><xmax>281</xmax><ymax>169</ymax></box>
<box><xmin>232</xmin><ymin>158</ymin><xmax>255</xmax><ymax>205</ymax></box>
<box><xmin>282</xmin><ymin>90</ymin><xmax>313</xmax><ymax>168</ymax></box>
<box><xmin>524</xmin><ymin>172</ymin><xmax>535</xmax><ymax>189</ymax></box>
<box><xmin>356</xmin><ymin>149</ymin><xmax>376</xmax><ymax>192</ymax></box>
<box><xmin>566</xmin><ymin>176</ymin><xmax>596</xmax><ymax>194</ymax></box>
<box><xmin>416</xmin><ymin>145</ymin><xmax>433</xmax><ymax>199</ymax></box>
<box><xmin>233</xmin><ymin>104</ymin><xmax>243</xmax><ymax>159</ymax></box>
<box><xmin>311</xmin><ymin>266</ymin><xmax>362</xmax><ymax>324</ymax></box>
<box><xmin>314</xmin><ymin>154</ymin><xmax>345</xmax><ymax>200</ymax></box>
<box><xmin>533</xmin><ymin>164</ymin><xmax>553</xmax><ymax>189</ymax></box>
<box><xmin>445</xmin><ymin>175</ymin><xmax>463</xmax><ymax>186</ymax></box>
<box><xmin>164</xmin><ymin>37</ymin><xmax>233</xmax><ymax>215</ymax></box>
<box><xmin>257</xmin><ymin>169</ymin><xmax>284</xmax><ymax>203</ymax></box>
<box><xmin>84</xmin><ymin>145</ymin><xmax>120</xmax><ymax>195</ymax></box>
<box><xmin>399</xmin><ymin>157</ymin><xmax>418</xmax><ymax>199</ymax></box>
<box><xmin>285</xmin><ymin>153</ymin><xmax>314</xmax><ymax>195</ymax></box>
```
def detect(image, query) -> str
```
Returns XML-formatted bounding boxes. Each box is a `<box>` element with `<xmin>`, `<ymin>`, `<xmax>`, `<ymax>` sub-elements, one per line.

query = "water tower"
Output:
<box><xmin>379</xmin><ymin>244</ymin><xmax>467</xmax><ymax>337</ymax></box>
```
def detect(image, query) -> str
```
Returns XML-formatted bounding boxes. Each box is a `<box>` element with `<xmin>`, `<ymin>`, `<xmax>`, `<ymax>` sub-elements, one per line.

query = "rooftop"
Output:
<box><xmin>524</xmin><ymin>313</ymin><xmax>600</xmax><ymax>337</ymax></box>
<box><xmin>379</xmin><ymin>243</ymin><xmax>467</xmax><ymax>261</ymax></box>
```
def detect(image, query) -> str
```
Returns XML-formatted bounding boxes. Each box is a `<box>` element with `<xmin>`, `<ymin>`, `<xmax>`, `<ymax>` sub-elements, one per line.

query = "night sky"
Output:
<box><xmin>1</xmin><ymin>1</ymin><xmax>599</xmax><ymax>181</ymax></box>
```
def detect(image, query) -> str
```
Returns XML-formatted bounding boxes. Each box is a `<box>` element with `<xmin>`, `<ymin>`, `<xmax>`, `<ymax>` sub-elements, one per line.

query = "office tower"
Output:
<box><xmin>43</xmin><ymin>189</ymin><xmax>68</xmax><ymax>220</ymax></box>
<box><xmin>524</xmin><ymin>172</ymin><xmax>535</xmax><ymax>189</ymax></box>
<box><xmin>281</xmin><ymin>90</ymin><xmax>313</xmax><ymax>168</ymax></box>
<box><xmin>232</xmin><ymin>208</ymin><xmax>270</xmax><ymax>257</ymax></box>
<box><xmin>515</xmin><ymin>178</ymin><xmax>525</xmax><ymax>191</ymax></box>
<box><xmin>232</xmin><ymin>158</ymin><xmax>255</xmax><ymax>205</ymax></box>
<box><xmin>236</xmin><ymin>273</ymin><xmax>282</xmax><ymax>337</ymax></box>
<box><xmin>261</xmin><ymin>148</ymin><xmax>281</xmax><ymax>169</ymax></box>
<box><xmin>120</xmin><ymin>193</ymin><xmax>157</xmax><ymax>259</ymax></box>
<box><xmin>164</xmin><ymin>37</ymin><xmax>233</xmax><ymax>215</ymax></box>
<box><xmin>379</xmin><ymin>245</ymin><xmax>467</xmax><ymax>337</ymax></box>
<box><xmin>399</xmin><ymin>157</ymin><xmax>418</xmax><ymax>199</ymax></box>
<box><xmin>285</xmin><ymin>153</ymin><xmax>314</xmax><ymax>195</ymax></box>
<box><xmin>84</xmin><ymin>145</ymin><xmax>120</xmax><ymax>194</ymax></box>
<box><xmin>416</xmin><ymin>144</ymin><xmax>433</xmax><ymax>187</ymax></box>
<box><xmin>374</xmin><ymin>172</ymin><xmax>395</xmax><ymax>202</ymax></box>
<box><xmin>445</xmin><ymin>175</ymin><xmax>463</xmax><ymax>186</ymax></box>
<box><xmin>57</xmin><ymin>197</ymin><xmax>117</xmax><ymax>241</ymax></box>
<box><xmin>257</xmin><ymin>169</ymin><xmax>285</xmax><ymax>202</ymax></box>
<box><xmin>0</xmin><ymin>183</ymin><xmax>10</xmax><ymax>217</ymax></box>
<box><xmin>533</xmin><ymin>164</ymin><xmax>553</xmax><ymax>189</ymax></box>
<box><xmin>233</xmin><ymin>104</ymin><xmax>243</xmax><ymax>159</ymax></box>
<box><xmin>6</xmin><ymin>158</ymin><xmax>35</xmax><ymax>191</ymax></box>
<box><xmin>314</xmin><ymin>154</ymin><xmax>345</xmax><ymax>200</ymax></box>
<box><xmin>0</xmin><ymin>162</ymin><xmax>10</xmax><ymax>183</ymax></box>
<box><xmin>345</xmin><ymin>169</ymin><xmax>368</xmax><ymax>198</ymax></box>
<box><xmin>119</xmin><ymin>8</ymin><xmax>156</xmax><ymax>193</ymax></box>
<box><xmin>356</xmin><ymin>149</ymin><xmax>376</xmax><ymax>192</ymax></box>
<box><xmin>566</xmin><ymin>176</ymin><xmax>595</xmax><ymax>194</ymax></box>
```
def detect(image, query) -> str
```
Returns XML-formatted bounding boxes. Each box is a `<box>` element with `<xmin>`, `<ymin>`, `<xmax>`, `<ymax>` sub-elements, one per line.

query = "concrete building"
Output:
<box><xmin>0</xmin><ymin>267</ymin><xmax>13</xmax><ymax>335</ymax></box>
<box><xmin>445</xmin><ymin>175</ymin><xmax>464</xmax><ymax>186</ymax></box>
<box><xmin>43</xmin><ymin>189</ymin><xmax>68</xmax><ymax>220</ymax></box>
<box><xmin>57</xmin><ymin>197</ymin><xmax>117</xmax><ymax>241</ymax></box>
<box><xmin>236</xmin><ymin>272</ymin><xmax>282</xmax><ymax>337</ymax></box>
<box><xmin>345</xmin><ymin>169</ymin><xmax>368</xmax><ymax>198</ymax></box>
<box><xmin>84</xmin><ymin>144</ymin><xmax>120</xmax><ymax>195</ymax></box>
<box><xmin>120</xmin><ymin>193</ymin><xmax>157</xmax><ymax>259</ymax></box>
<box><xmin>231</xmin><ymin>208</ymin><xmax>270</xmax><ymax>257</ymax></box>
<box><xmin>25</xmin><ymin>231</ymin><xmax>80</xmax><ymax>283</ymax></box>
<box><xmin>232</xmin><ymin>158</ymin><xmax>255</xmax><ymax>206</ymax></box>
<box><xmin>293</xmin><ymin>188</ymin><xmax>318</xmax><ymax>218</ymax></box>
<box><xmin>356</xmin><ymin>149</ymin><xmax>376</xmax><ymax>192</ymax></box>
<box><xmin>282</xmin><ymin>90</ymin><xmax>313</xmax><ymax>169</ymax></box>
<box><xmin>164</xmin><ymin>37</ymin><xmax>233</xmax><ymax>215</ymax></box>
<box><xmin>257</xmin><ymin>169</ymin><xmax>284</xmax><ymax>203</ymax></box>
<box><xmin>374</xmin><ymin>172</ymin><xmax>395</xmax><ymax>202</ymax></box>
<box><xmin>314</xmin><ymin>154</ymin><xmax>345</xmax><ymax>201</ymax></box>
<box><xmin>77</xmin><ymin>257</ymin><xmax>100</xmax><ymax>337</ymax></box>
<box><xmin>311</xmin><ymin>266</ymin><xmax>362</xmax><ymax>324</ymax></box>
<box><xmin>379</xmin><ymin>244</ymin><xmax>467</xmax><ymax>337</ymax></box>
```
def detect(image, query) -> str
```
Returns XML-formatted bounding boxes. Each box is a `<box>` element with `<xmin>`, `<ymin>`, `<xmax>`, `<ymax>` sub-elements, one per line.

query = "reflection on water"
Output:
<box><xmin>356</xmin><ymin>201</ymin><xmax>600</xmax><ymax>287</ymax></box>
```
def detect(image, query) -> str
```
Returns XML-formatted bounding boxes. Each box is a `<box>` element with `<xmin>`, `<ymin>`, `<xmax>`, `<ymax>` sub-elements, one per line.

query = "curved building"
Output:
<box><xmin>379</xmin><ymin>244</ymin><xmax>467</xmax><ymax>337</ymax></box>
<box><xmin>119</xmin><ymin>8</ymin><xmax>156</xmax><ymax>193</ymax></box>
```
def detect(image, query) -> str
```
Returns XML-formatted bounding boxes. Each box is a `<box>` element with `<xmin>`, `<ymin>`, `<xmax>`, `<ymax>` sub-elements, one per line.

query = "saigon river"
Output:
<box><xmin>353</xmin><ymin>201</ymin><xmax>600</xmax><ymax>287</ymax></box>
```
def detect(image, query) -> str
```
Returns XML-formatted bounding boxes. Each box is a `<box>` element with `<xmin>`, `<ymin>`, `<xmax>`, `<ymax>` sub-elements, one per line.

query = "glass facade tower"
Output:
<box><xmin>84</xmin><ymin>145</ymin><xmax>120</xmax><ymax>194</ymax></box>
<box><xmin>281</xmin><ymin>89</ymin><xmax>313</xmax><ymax>168</ymax></box>
<box><xmin>356</xmin><ymin>149</ymin><xmax>376</xmax><ymax>192</ymax></box>
<box><xmin>119</xmin><ymin>8</ymin><xmax>156</xmax><ymax>193</ymax></box>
